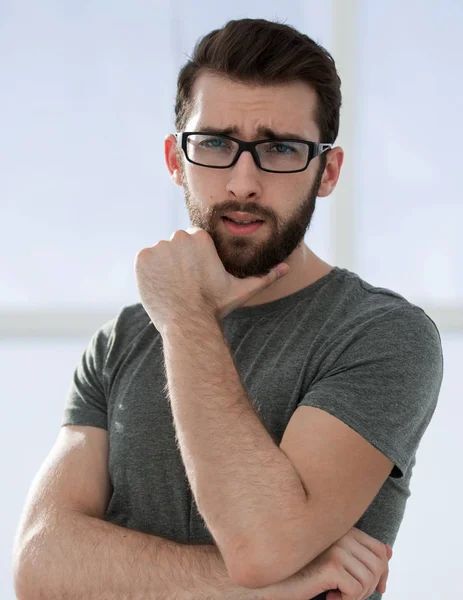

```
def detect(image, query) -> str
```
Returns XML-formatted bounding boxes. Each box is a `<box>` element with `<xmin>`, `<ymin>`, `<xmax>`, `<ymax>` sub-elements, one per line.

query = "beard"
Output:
<box><xmin>179</xmin><ymin>159</ymin><xmax>325</xmax><ymax>279</ymax></box>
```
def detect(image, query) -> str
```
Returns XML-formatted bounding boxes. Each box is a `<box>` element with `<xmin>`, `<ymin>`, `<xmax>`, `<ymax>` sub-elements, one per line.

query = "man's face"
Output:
<box><xmin>176</xmin><ymin>73</ymin><xmax>326</xmax><ymax>279</ymax></box>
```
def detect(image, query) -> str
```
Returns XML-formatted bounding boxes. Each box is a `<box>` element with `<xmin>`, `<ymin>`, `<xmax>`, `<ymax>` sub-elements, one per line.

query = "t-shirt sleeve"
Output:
<box><xmin>297</xmin><ymin>305</ymin><xmax>444</xmax><ymax>479</ymax></box>
<box><xmin>61</xmin><ymin>317</ymin><xmax>117</xmax><ymax>430</ymax></box>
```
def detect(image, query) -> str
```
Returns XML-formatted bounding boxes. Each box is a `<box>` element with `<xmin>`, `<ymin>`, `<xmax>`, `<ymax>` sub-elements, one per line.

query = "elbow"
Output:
<box><xmin>228</xmin><ymin>556</ymin><xmax>271</xmax><ymax>589</ymax></box>
<box><xmin>14</xmin><ymin>558</ymin><xmax>49</xmax><ymax>600</ymax></box>
<box><xmin>13</xmin><ymin>533</ymin><xmax>47</xmax><ymax>600</ymax></box>
<box><xmin>13</xmin><ymin>578</ymin><xmax>32</xmax><ymax>600</ymax></box>
<box><xmin>13</xmin><ymin>554</ymin><xmax>35</xmax><ymax>600</ymax></box>
<box><xmin>227</xmin><ymin>536</ymin><xmax>289</xmax><ymax>590</ymax></box>
<box><xmin>227</xmin><ymin>520</ymin><xmax>315</xmax><ymax>589</ymax></box>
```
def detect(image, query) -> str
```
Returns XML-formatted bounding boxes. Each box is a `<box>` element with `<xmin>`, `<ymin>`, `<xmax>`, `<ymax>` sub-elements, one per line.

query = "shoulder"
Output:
<box><xmin>315</xmin><ymin>268</ymin><xmax>443</xmax><ymax>389</ymax></box>
<box><xmin>330</xmin><ymin>267</ymin><xmax>441</xmax><ymax>340</ymax></box>
<box><xmin>91</xmin><ymin>302</ymin><xmax>153</xmax><ymax>371</ymax></box>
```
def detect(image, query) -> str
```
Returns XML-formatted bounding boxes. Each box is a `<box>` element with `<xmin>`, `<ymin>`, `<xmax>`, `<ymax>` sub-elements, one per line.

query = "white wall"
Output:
<box><xmin>1</xmin><ymin>1</ymin><xmax>461</xmax><ymax>598</ymax></box>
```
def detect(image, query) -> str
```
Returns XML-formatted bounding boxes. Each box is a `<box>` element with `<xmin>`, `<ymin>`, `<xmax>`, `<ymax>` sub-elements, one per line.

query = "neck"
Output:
<box><xmin>241</xmin><ymin>244</ymin><xmax>334</xmax><ymax>308</ymax></box>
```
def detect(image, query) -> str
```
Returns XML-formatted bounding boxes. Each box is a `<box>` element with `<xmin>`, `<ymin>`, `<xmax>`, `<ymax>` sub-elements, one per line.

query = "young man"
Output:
<box><xmin>13</xmin><ymin>18</ymin><xmax>443</xmax><ymax>600</ymax></box>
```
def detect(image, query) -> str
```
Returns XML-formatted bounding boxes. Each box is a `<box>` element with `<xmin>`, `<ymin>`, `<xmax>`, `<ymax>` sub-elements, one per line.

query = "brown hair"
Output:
<box><xmin>174</xmin><ymin>18</ymin><xmax>342</xmax><ymax>147</ymax></box>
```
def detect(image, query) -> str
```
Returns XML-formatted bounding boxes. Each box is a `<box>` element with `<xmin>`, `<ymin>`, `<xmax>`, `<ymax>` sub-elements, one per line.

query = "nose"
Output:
<box><xmin>225</xmin><ymin>150</ymin><xmax>263</xmax><ymax>201</ymax></box>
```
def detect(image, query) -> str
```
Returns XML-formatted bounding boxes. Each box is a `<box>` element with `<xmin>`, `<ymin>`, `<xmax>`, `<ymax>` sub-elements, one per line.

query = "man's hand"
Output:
<box><xmin>256</xmin><ymin>527</ymin><xmax>392</xmax><ymax>600</ymax></box>
<box><xmin>134</xmin><ymin>226</ymin><xmax>290</xmax><ymax>331</ymax></box>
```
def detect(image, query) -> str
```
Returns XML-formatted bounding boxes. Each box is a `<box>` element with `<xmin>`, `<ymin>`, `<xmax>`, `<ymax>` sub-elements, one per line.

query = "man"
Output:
<box><xmin>13</xmin><ymin>18</ymin><xmax>443</xmax><ymax>600</ymax></box>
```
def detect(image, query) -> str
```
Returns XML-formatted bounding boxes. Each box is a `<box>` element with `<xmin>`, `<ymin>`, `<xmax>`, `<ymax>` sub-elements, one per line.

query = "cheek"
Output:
<box><xmin>271</xmin><ymin>178</ymin><xmax>304</xmax><ymax>206</ymax></box>
<box><xmin>185</xmin><ymin>165</ymin><xmax>224</xmax><ymax>200</ymax></box>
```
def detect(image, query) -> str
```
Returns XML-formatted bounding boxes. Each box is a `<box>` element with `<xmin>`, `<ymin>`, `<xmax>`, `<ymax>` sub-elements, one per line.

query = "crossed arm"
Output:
<box><xmin>161</xmin><ymin>313</ymin><xmax>394</xmax><ymax>588</ymax></box>
<box><xmin>13</xmin><ymin>313</ymin><xmax>393</xmax><ymax>599</ymax></box>
<box><xmin>12</xmin><ymin>425</ymin><xmax>323</xmax><ymax>600</ymax></box>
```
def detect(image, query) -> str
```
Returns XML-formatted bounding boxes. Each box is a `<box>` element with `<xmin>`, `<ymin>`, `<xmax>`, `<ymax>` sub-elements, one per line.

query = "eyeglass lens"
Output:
<box><xmin>185</xmin><ymin>134</ymin><xmax>310</xmax><ymax>172</ymax></box>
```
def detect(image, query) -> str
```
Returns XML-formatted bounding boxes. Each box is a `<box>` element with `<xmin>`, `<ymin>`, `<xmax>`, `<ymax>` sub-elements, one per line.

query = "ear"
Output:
<box><xmin>164</xmin><ymin>134</ymin><xmax>184</xmax><ymax>187</ymax></box>
<box><xmin>317</xmin><ymin>146</ymin><xmax>344</xmax><ymax>197</ymax></box>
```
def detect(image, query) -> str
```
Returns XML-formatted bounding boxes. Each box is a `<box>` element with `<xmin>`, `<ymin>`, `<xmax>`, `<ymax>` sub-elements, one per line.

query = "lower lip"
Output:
<box><xmin>222</xmin><ymin>218</ymin><xmax>264</xmax><ymax>235</ymax></box>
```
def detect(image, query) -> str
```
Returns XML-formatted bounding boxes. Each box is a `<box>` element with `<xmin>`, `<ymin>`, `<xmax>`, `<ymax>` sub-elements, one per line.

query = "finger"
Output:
<box><xmin>273</xmin><ymin>262</ymin><xmax>290</xmax><ymax>277</ymax></box>
<box><xmin>376</xmin><ymin>547</ymin><xmax>391</xmax><ymax>594</ymax></box>
<box><xmin>350</xmin><ymin>531</ymin><xmax>391</xmax><ymax>595</ymax></box>
<box><xmin>185</xmin><ymin>226</ymin><xmax>212</xmax><ymax>241</ymax></box>
<box><xmin>346</xmin><ymin>536</ymin><xmax>388</xmax><ymax>572</ymax></box>
<box><xmin>350</xmin><ymin>528</ymin><xmax>389</xmax><ymax>562</ymax></box>
<box><xmin>337</xmin><ymin>538</ymin><xmax>390</xmax><ymax>600</ymax></box>
<box><xmin>243</xmin><ymin>262</ymin><xmax>289</xmax><ymax>293</ymax></box>
<box><xmin>376</xmin><ymin>557</ymin><xmax>389</xmax><ymax>594</ymax></box>
<box><xmin>256</xmin><ymin>263</ymin><xmax>290</xmax><ymax>284</ymax></box>
<box><xmin>336</xmin><ymin>547</ymin><xmax>375</xmax><ymax>599</ymax></box>
<box><xmin>376</xmin><ymin>567</ymin><xmax>389</xmax><ymax>595</ymax></box>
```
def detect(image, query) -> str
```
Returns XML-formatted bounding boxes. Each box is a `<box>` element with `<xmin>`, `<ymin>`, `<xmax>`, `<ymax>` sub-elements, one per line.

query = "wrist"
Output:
<box><xmin>159</xmin><ymin>312</ymin><xmax>218</xmax><ymax>340</ymax></box>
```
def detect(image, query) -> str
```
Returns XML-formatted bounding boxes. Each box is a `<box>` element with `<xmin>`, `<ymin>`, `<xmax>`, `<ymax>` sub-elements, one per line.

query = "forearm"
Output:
<box><xmin>15</xmin><ymin>508</ymin><xmax>262</xmax><ymax>600</ymax></box>
<box><xmin>162</xmin><ymin>317</ymin><xmax>308</xmax><ymax>561</ymax></box>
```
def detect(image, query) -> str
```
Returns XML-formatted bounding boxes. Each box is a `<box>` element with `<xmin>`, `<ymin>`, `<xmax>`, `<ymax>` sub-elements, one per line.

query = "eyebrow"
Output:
<box><xmin>193</xmin><ymin>125</ymin><xmax>308</xmax><ymax>142</ymax></box>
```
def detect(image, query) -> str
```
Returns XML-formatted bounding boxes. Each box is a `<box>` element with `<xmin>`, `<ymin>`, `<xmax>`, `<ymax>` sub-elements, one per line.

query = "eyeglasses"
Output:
<box><xmin>175</xmin><ymin>131</ymin><xmax>332</xmax><ymax>174</ymax></box>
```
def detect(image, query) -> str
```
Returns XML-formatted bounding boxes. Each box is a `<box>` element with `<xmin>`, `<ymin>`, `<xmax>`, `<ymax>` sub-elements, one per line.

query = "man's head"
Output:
<box><xmin>165</xmin><ymin>18</ymin><xmax>343</xmax><ymax>279</ymax></box>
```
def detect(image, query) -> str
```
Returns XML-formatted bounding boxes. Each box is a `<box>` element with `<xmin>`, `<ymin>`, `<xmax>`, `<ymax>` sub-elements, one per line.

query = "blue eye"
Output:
<box><xmin>202</xmin><ymin>137</ymin><xmax>227</xmax><ymax>148</ymax></box>
<box><xmin>269</xmin><ymin>143</ymin><xmax>295</xmax><ymax>154</ymax></box>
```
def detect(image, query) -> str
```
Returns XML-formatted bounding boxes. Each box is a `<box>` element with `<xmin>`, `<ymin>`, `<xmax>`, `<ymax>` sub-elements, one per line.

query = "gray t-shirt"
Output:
<box><xmin>62</xmin><ymin>265</ymin><xmax>443</xmax><ymax>597</ymax></box>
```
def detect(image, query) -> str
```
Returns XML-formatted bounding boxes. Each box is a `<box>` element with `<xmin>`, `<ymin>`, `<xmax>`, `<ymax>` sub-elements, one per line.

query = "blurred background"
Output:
<box><xmin>1</xmin><ymin>1</ymin><xmax>461</xmax><ymax>598</ymax></box>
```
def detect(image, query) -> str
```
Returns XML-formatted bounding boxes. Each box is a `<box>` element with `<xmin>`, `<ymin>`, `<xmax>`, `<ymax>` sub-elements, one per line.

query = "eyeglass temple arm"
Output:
<box><xmin>317</xmin><ymin>143</ymin><xmax>332</xmax><ymax>154</ymax></box>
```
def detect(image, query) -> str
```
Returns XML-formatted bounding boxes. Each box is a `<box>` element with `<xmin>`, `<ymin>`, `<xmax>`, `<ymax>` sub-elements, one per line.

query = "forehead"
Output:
<box><xmin>186</xmin><ymin>72</ymin><xmax>320</xmax><ymax>140</ymax></box>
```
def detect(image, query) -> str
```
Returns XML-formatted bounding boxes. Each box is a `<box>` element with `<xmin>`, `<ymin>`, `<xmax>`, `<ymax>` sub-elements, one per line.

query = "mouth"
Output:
<box><xmin>221</xmin><ymin>216</ymin><xmax>265</xmax><ymax>236</ymax></box>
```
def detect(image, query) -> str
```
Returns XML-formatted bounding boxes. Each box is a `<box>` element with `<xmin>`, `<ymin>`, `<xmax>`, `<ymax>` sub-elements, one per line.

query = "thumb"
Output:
<box><xmin>235</xmin><ymin>262</ymin><xmax>290</xmax><ymax>304</ymax></box>
<box><xmin>251</xmin><ymin>261</ymin><xmax>290</xmax><ymax>290</ymax></box>
<box><xmin>272</xmin><ymin>262</ymin><xmax>291</xmax><ymax>278</ymax></box>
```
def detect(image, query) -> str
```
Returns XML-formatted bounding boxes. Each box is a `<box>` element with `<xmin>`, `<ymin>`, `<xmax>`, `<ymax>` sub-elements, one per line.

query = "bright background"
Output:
<box><xmin>1</xmin><ymin>1</ymin><xmax>461</xmax><ymax>598</ymax></box>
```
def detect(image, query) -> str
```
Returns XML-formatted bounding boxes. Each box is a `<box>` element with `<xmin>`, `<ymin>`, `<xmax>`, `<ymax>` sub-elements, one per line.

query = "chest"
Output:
<box><xmin>104</xmin><ymin>328</ymin><xmax>315</xmax><ymax>540</ymax></box>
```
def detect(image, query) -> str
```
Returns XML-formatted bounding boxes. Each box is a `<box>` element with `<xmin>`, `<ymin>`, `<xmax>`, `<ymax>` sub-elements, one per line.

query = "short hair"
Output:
<box><xmin>174</xmin><ymin>18</ymin><xmax>342</xmax><ymax>148</ymax></box>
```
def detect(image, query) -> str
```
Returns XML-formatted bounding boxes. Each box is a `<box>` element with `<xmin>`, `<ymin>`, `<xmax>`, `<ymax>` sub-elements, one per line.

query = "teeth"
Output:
<box><xmin>228</xmin><ymin>218</ymin><xmax>259</xmax><ymax>224</ymax></box>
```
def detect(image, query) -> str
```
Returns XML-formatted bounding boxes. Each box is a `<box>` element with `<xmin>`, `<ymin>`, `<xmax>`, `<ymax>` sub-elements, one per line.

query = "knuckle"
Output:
<box><xmin>349</xmin><ymin>526</ymin><xmax>360</xmax><ymax>539</ymax></box>
<box><xmin>362</xmin><ymin>574</ymin><xmax>374</xmax><ymax>599</ymax></box>
<box><xmin>377</xmin><ymin>541</ymin><xmax>388</xmax><ymax>559</ymax></box>
<box><xmin>170</xmin><ymin>229</ymin><xmax>187</xmax><ymax>240</ymax></box>
<box><xmin>195</xmin><ymin>227</ymin><xmax>209</xmax><ymax>236</ymax></box>
<box><xmin>135</xmin><ymin>248</ymin><xmax>149</xmax><ymax>262</ymax></box>
<box><xmin>329</xmin><ymin>546</ymin><xmax>345</xmax><ymax>569</ymax></box>
<box><xmin>196</xmin><ymin>229</ymin><xmax>213</xmax><ymax>243</ymax></box>
<box><xmin>351</xmin><ymin>578</ymin><xmax>363</xmax><ymax>597</ymax></box>
<box><xmin>374</xmin><ymin>555</ymin><xmax>386</xmax><ymax>575</ymax></box>
<box><xmin>371</xmin><ymin>539</ymin><xmax>388</xmax><ymax>563</ymax></box>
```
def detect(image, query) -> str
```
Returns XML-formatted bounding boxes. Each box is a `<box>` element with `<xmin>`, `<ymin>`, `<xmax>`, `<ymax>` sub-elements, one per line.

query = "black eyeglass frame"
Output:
<box><xmin>175</xmin><ymin>131</ymin><xmax>332</xmax><ymax>174</ymax></box>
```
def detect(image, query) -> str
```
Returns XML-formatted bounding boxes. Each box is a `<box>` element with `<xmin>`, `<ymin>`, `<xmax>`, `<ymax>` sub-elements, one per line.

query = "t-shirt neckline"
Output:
<box><xmin>223</xmin><ymin>265</ymin><xmax>345</xmax><ymax>321</ymax></box>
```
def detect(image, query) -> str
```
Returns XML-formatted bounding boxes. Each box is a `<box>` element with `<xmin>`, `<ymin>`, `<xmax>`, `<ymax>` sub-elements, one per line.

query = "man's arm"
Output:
<box><xmin>161</xmin><ymin>314</ymin><xmax>398</xmax><ymax>589</ymax></box>
<box><xmin>12</xmin><ymin>425</ymin><xmax>262</xmax><ymax>600</ymax></box>
<box><xmin>161</xmin><ymin>314</ymin><xmax>310</xmax><ymax>583</ymax></box>
<box><xmin>13</xmin><ymin>507</ymin><xmax>260</xmax><ymax>600</ymax></box>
